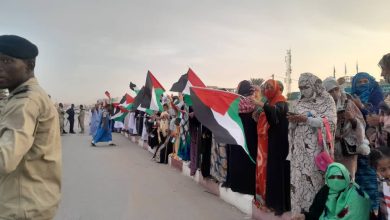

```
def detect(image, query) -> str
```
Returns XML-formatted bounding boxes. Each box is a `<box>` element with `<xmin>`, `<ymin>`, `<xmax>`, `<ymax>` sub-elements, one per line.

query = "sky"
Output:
<box><xmin>1</xmin><ymin>0</ymin><xmax>390</xmax><ymax>104</ymax></box>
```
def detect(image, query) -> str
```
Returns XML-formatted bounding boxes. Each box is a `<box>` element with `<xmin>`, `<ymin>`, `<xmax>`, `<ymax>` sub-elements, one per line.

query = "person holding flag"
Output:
<box><xmin>91</xmin><ymin>103</ymin><xmax>116</xmax><ymax>147</ymax></box>
<box><xmin>252</xmin><ymin>79</ymin><xmax>290</xmax><ymax>215</ymax></box>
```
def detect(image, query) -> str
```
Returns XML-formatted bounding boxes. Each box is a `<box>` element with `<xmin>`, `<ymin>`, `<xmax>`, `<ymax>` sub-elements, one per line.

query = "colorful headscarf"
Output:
<box><xmin>263</xmin><ymin>79</ymin><xmax>286</xmax><ymax>105</ymax></box>
<box><xmin>320</xmin><ymin>163</ymin><xmax>371</xmax><ymax>219</ymax></box>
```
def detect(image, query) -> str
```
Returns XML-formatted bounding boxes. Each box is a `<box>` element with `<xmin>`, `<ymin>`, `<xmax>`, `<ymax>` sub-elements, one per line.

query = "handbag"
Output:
<box><xmin>315</xmin><ymin>117</ymin><xmax>334</xmax><ymax>171</ymax></box>
<box><xmin>340</xmin><ymin>139</ymin><xmax>357</xmax><ymax>156</ymax></box>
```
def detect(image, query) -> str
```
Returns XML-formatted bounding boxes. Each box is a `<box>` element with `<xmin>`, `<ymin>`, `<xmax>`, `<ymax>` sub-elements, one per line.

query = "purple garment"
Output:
<box><xmin>190</xmin><ymin>127</ymin><xmax>199</xmax><ymax>176</ymax></box>
<box><xmin>189</xmin><ymin>120</ymin><xmax>201</xmax><ymax>176</ymax></box>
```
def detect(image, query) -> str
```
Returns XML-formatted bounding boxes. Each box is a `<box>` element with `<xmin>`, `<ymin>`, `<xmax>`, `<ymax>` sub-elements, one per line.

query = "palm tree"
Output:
<box><xmin>250</xmin><ymin>78</ymin><xmax>264</xmax><ymax>86</ymax></box>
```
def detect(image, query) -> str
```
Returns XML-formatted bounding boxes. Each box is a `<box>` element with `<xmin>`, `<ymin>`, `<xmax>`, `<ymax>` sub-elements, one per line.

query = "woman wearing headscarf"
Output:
<box><xmin>323</xmin><ymin>77</ymin><xmax>369</xmax><ymax>180</ymax></box>
<box><xmin>225</xmin><ymin>80</ymin><xmax>258</xmax><ymax>195</ymax></box>
<box><xmin>351</xmin><ymin>72</ymin><xmax>384</xmax><ymax>116</ymax></box>
<box><xmin>253</xmin><ymin>79</ymin><xmax>290</xmax><ymax>215</ymax></box>
<box><xmin>292</xmin><ymin>163</ymin><xmax>371</xmax><ymax>220</ymax></box>
<box><xmin>351</xmin><ymin>72</ymin><xmax>384</xmax><ymax>215</ymax></box>
<box><xmin>90</xmin><ymin>103</ymin><xmax>102</xmax><ymax>136</ymax></box>
<box><xmin>288</xmin><ymin>73</ymin><xmax>337</xmax><ymax>217</ymax></box>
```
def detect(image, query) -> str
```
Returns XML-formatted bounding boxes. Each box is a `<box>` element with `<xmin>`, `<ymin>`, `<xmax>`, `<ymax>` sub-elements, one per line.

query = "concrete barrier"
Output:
<box><xmin>126</xmin><ymin>135</ymin><xmax>287</xmax><ymax>219</ymax></box>
<box><xmin>138</xmin><ymin>138</ymin><xmax>144</xmax><ymax>147</ymax></box>
<box><xmin>182</xmin><ymin>161</ymin><xmax>191</xmax><ymax>177</ymax></box>
<box><xmin>170</xmin><ymin>156</ymin><xmax>183</xmax><ymax>172</ymax></box>
<box><xmin>219</xmin><ymin>186</ymin><xmax>252</xmax><ymax>215</ymax></box>
<box><xmin>252</xmin><ymin>203</ymin><xmax>291</xmax><ymax>220</ymax></box>
<box><xmin>199</xmin><ymin>175</ymin><xmax>220</xmax><ymax>197</ymax></box>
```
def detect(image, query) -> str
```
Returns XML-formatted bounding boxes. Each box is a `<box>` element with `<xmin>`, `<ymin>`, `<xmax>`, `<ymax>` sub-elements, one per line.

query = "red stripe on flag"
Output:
<box><xmin>125</xmin><ymin>93</ymin><xmax>134</xmax><ymax>103</ymax></box>
<box><xmin>148</xmin><ymin>71</ymin><xmax>165</xmax><ymax>91</ymax></box>
<box><xmin>191</xmin><ymin>87</ymin><xmax>239</xmax><ymax>115</ymax></box>
<box><xmin>188</xmin><ymin>68</ymin><xmax>206</xmax><ymax>87</ymax></box>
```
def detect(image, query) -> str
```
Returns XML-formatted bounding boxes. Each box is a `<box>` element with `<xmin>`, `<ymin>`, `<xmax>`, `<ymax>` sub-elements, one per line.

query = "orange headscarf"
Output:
<box><xmin>255</xmin><ymin>79</ymin><xmax>286</xmax><ymax>204</ymax></box>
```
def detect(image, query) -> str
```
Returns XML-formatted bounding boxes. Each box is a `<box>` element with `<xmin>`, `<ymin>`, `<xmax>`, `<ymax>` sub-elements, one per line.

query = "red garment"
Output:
<box><xmin>255</xmin><ymin>80</ymin><xmax>286</xmax><ymax>204</ymax></box>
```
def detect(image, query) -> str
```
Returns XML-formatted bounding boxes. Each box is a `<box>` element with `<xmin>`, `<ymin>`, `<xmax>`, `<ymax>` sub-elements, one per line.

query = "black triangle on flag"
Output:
<box><xmin>170</xmin><ymin>73</ymin><xmax>188</xmax><ymax>92</ymax></box>
<box><xmin>129</xmin><ymin>82</ymin><xmax>137</xmax><ymax>91</ymax></box>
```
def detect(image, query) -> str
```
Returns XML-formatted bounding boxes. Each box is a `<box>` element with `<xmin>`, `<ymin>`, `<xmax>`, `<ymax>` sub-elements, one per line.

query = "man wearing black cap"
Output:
<box><xmin>0</xmin><ymin>35</ymin><xmax>61</xmax><ymax>219</ymax></box>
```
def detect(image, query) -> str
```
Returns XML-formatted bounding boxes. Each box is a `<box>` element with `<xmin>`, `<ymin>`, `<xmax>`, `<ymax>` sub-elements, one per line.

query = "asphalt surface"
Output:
<box><xmin>54</xmin><ymin>127</ymin><xmax>248</xmax><ymax>220</ymax></box>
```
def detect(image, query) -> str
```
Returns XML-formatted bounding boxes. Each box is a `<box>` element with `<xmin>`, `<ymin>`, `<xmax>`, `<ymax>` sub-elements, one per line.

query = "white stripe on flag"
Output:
<box><xmin>137</xmin><ymin>104</ymin><xmax>146</xmax><ymax>112</ymax></box>
<box><xmin>111</xmin><ymin>112</ymin><xmax>124</xmax><ymax>120</ymax></box>
<box><xmin>182</xmin><ymin>81</ymin><xmax>192</xmax><ymax>95</ymax></box>
<box><xmin>150</xmin><ymin>87</ymin><xmax>159</xmax><ymax>111</ymax></box>
<box><xmin>211</xmin><ymin>109</ymin><xmax>247</xmax><ymax>154</ymax></box>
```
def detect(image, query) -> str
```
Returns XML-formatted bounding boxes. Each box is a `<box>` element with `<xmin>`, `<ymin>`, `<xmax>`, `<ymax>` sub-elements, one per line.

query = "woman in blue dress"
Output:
<box><xmin>91</xmin><ymin>104</ymin><xmax>116</xmax><ymax>146</ymax></box>
<box><xmin>89</xmin><ymin>103</ymin><xmax>102</xmax><ymax>136</ymax></box>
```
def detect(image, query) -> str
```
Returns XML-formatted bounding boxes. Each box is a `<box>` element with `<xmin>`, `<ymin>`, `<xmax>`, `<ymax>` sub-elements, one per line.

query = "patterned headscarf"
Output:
<box><xmin>295</xmin><ymin>73</ymin><xmax>337</xmax><ymax>125</ymax></box>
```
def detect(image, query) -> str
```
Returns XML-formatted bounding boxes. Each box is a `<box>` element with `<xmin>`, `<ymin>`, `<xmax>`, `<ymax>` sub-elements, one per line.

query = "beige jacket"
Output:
<box><xmin>0</xmin><ymin>78</ymin><xmax>62</xmax><ymax>219</ymax></box>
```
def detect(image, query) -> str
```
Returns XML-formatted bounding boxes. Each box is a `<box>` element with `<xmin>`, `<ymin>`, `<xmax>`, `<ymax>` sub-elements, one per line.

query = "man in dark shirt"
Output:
<box><xmin>66</xmin><ymin>104</ymin><xmax>75</xmax><ymax>134</ymax></box>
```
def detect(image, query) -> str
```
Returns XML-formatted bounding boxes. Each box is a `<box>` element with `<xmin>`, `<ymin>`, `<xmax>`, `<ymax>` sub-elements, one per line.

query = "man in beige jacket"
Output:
<box><xmin>0</xmin><ymin>35</ymin><xmax>61</xmax><ymax>219</ymax></box>
<box><xmin>57</xmin><ymin>103</ymin><xmax>66</xmax><ymax>135</ymax></box>
<box><xmin>78</xmin><ymin>104</ymin><xmax>85</xmax><ymax>134</ymax></box>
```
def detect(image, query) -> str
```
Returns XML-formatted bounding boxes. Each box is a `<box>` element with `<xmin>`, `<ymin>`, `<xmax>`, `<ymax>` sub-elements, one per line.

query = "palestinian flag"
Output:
<box><xmin>141</xmin><ymin>71</ymin><xmax>165</xmax><ymax>112</ymax></box>
<box><xmin>131</xmin><ymin>86</ymin><xmax>145</xmax><ymax>111</ymax></box>
<box><xmin>129</xmin><ymin>82</ymin><xmax>140</xmax><ymax>94</ymax></box>
<box><xmin>111</xmin><ymin>106</ymin><xmax>128</xmax><ymax>122</ymax></box>
<box><xmin>130</xmin><ymin>86</ymin><xmax>154</xmax><ymax>115</ymax></box>
<box><xmin>119</xmin><ymin>93</ymin><xmax>135</xmax><ymax>110</ymax></box>
<box><xmin>111</xmin><ymin>96</ymin><xmax>130</xmax><ymax>122</ymax></box>
<box><xmin>170</xmin><ymin>68</ymin><xmax>206</xmax><ymax>106</ymax></box>
<box><xmin>190</xmin><ymin>87</ymin><xmax>254</xmax><ymax>163</ymax></box>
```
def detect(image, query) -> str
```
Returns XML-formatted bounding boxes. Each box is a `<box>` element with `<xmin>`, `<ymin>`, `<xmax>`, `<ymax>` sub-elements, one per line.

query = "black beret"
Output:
<box><xmin>0</xmin><ymin>35</ymin><xmax>38</xmax><ymax>59</ymax></box>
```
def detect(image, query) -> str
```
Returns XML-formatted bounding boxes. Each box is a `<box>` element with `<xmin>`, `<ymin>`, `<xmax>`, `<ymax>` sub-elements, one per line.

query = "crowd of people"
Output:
<box><xmin>2</xmin><ymin>34</ymin><xmax>390</xmax><ymax>220</ymax></box>
<box><xmin>108</xmin><ymin>53</ymin><xmax>390</xmax><ymax>220</ymax></box>
<box><xmin>57</xmin><ymin>103</ymin><xmax>86</xmax><ymax>135</ymax></box>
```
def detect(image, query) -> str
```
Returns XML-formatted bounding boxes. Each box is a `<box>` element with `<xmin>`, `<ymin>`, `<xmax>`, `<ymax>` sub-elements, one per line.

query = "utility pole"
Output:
<box><xmin>272</xmin><ymin>74</ymin><xmax>275</xmax><ymax>80</ymax></box>
<box><xmin>285</xmin><ymin>49</ymin><xmax>292</xmax><ymax>95</ymax></box>
<box><xmin>344</xmin><ymin>63</ymin><xmax>347</xmax><ymax>76</ymax></box>
<box><xmin>356</xmin><ymin>61</ymin><xmax>359</xmax><ymax>73</ymax></box>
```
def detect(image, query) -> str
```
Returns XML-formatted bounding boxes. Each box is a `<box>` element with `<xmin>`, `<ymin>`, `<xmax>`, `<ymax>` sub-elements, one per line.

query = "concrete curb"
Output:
<box><xmin>125</xmin><ymin>133</ymin><xmax>287</xmax><ymax>219</ymax></box>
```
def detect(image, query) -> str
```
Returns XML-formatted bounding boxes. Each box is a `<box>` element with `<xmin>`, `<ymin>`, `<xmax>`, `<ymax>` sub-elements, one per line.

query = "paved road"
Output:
<box><xmin>55</xmin><ymin>131</ymin><xmax>248</xmax><ymax>220</ymax></box>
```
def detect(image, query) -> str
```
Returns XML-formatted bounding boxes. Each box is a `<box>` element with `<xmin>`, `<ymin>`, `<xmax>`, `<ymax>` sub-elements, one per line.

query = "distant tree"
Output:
<box><xmin>250</xmin><ymin>78</ymin><xmax>264</xmax><ymax>86</ymax></box>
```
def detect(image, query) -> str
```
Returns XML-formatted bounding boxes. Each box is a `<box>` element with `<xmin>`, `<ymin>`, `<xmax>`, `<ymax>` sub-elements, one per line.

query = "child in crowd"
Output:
<box><xmin>370</xmin><ymin>147</ymin><xmax>390</xmax><ymax>220</ymax></box>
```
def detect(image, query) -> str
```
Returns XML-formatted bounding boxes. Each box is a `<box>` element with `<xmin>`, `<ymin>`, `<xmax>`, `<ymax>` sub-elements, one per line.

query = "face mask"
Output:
<box><xmin>264</xmin><ymin>90</ymin><xmax>275</xmax><ymax>100</ymax></box>
<box><xmin>301</xmin><ymin>87</ymin><xmax>314</xmax><ymax>98</ymax></box>
<box><xmin>356</xmin><ymin>83</ymin><xmax>370</xmax><ymax>95</ymax></box>
<box><xmin>327</xmin><ymin>179</ymin><xmax>347</xmax><ymax>192</ymax></box>
<box><xmin>355</xmin><ymin>83</ymin><xmax>370</xmax><ymax>103</ymax></box>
